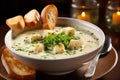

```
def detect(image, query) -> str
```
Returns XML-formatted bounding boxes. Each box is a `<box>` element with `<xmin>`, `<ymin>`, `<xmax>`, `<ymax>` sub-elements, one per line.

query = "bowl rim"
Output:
<box><xmin>5</xmin><ymin>17</ymin><xmax>105</xmax><ymax>61</ymax></box>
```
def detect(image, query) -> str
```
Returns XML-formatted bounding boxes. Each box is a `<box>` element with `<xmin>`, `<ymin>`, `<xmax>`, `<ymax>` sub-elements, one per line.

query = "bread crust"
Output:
<box><xmin>1</xmin><ymin>48</ymin><xmax>36</xmax><ymax>80</ymax></box>
<box><xmin>41</xmin><ymin>4</ymin><xmax>58</xmax><ymax>30</ymax></box>
<box><xmin>6</xmin><ymin>15</ymin><xmax>25</xmax><ymax>30</ymax></box>
<box><xmin>24</xmin><ymin>9</ymin><xmax>41</xmax><ymax>27</ymax></box>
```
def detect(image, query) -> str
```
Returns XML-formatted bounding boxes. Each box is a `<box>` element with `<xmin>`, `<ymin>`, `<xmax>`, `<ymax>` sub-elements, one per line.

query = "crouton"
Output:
<box><xmin>42</xmin><ymin>30</ymin><xmax>55</xmax><ymax>37</ymax></box>
<box><xmin>53</xmin><ymin>44</ymin><xmax>65</xmax><ymax>54</ymax></box>
<box><xmin>63</xmin><ymin>27</ymin><xmax>76</xmax><ymax>35</ymax></box>
<box><xmin>31</xmin><ymin>34</ymin><xmax>42</xmax><ymax>41</ymax></box>
<box><xmin>34</xmin><ymin>44</ymin><xmax>44</xmax><ymax>53</ymax></box>
<box><xmin>69</xmin><ymin>39</ymin><xmax>83</xmax><ymax>49</ymax></box>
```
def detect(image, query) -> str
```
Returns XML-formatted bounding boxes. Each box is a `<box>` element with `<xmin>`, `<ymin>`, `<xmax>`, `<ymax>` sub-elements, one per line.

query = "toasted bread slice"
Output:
<box><xmin>24</xmin><ymin>9</ymin><xmax>41</xmax><ymax>27</ymax></box>
<box><xmin>41</xmin><ymin>4</ymin><xmax>58</xmax><ymax>30</ymax></box>
<box><xmin>1</xmin><ymin>48</ymin><xmax>36</xmax><ymax>80</ymax></box>
<box><xmin>6</xmin><ymin>15</ymin><xmax>25</xmax><ymax>30</ymax></box>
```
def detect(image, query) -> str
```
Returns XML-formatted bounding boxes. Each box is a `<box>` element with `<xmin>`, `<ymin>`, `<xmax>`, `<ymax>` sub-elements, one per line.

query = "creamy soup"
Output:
<box><xmin>11</xmin><ymin>26</ymin><xmax>99</xmax><ymax>59</ymax></box>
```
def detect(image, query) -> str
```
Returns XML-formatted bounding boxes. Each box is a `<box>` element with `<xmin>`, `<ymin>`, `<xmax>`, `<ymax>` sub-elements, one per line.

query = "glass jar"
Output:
<box><xmin>105</xmin><ymin>0</ymin><xmax>120</xmax><ymax>32</ymax></box>
<box><xmin>70</xmin><ymin>0</ymin><xmax>100</xmax><ymax>25</ymax></box>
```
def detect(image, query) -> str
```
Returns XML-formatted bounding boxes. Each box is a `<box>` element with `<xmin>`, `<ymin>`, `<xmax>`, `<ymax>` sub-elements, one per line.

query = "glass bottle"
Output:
<box><xmin>105</xmin><ymin>0</ymin><xmax>120</xmax><ymax>32</ymax></box>
<box><xmin>70</xmin><ymin>0</ymin><xmax>100</xmax><ymax>25</ymax></box>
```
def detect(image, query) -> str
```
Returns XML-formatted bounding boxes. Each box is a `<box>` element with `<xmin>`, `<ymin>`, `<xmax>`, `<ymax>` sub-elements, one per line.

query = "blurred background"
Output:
<box><xmin>0</xmin><ymin>0</ymin><xmax>72</xmax><ymax>24</ymax></box>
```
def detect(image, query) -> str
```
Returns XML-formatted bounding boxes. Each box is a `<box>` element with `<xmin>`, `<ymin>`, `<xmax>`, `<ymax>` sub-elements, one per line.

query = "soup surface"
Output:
<box><xmin>11</xmin><ymin>26</ymin><xmax>99</xmax><ymax>59</ymax></box>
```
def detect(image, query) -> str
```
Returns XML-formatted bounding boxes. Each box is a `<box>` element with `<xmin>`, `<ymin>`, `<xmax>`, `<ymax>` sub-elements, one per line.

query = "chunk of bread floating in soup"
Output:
<box><xmin>43</xmin><ymin>30</ymin><xmax>55</xmax><ymax>37</ymax></box>
<box><xmin>6</xmin><ymin>15</ymin><xmax>25</xmax><ymax>30</ymax></box>
<box><xmin>1</xmin><ymin>48</ymin><xmax>36</xmax><ymax>80</ymax></box>
<box><xmin>63</xmin><ymin>27</ymin><xmax>76</xmax><ymax>35</ymax></box>
<box><xmin>41</xmin><ymin>4</ymin><xmax>58</xmax><ymax>30</ymax></box>
<box><xmin>24</xmin><ymin>9</ymin><xmax>41</xmax><ymax>27</ymax></box>
<box><xmin>31</xmin><ymin>34</ymin><xmax>42</xmax><ymax>41</ymax></box>
<box><xmin>69</xmin><ymin>39</ymin><xmax>83</xmax><ymax>49</ymax></box>
<box><xmin>34</xmin><ymin>44</ymin><xmax>44</xmax><ymax>53</ymax></box>
<box><xmin>53</xmin><ymin>44</ymin><xmax>65</xmax><ymax>54</ymax></box>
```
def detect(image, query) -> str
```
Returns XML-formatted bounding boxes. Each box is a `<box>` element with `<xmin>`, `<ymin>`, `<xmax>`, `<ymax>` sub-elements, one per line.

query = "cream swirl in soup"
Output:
<box><xmin>11</xmin><ymin>27</ymin><xmax>99</xmax><ymax>59</ymax></box>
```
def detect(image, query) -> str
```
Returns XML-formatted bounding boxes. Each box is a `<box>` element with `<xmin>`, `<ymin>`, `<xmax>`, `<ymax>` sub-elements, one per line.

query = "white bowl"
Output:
<box><xmin>5</xmin><ymin>17</ymin><xmax>105</xmax><ymax>75</ymax></box>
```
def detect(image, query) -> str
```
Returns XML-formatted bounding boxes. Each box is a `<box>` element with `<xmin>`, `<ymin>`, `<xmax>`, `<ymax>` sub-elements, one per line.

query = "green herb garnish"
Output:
<box><xmin>41</xmin><ymin>32</ymin><xmax>79</xmax><ymax>50</ymax></box>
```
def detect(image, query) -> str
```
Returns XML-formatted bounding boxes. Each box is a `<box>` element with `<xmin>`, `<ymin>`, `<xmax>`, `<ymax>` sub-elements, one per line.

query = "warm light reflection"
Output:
<box><xmin>117</xmin><ymin>11</ymin><xmax>120</xmax><ymax>15</ymax></box>
<box><xmin>112</xmin><ymin>11</ymin><xmax>120</xmax><ymax>25</ymax></box>
<box><xmin>77</xmin><ymin>11</ymin><xmax>90</xmax><ymax>21</ymax></box>
<box><xmin>81</xmin><ymin>12</ymin><xmax>86</xmax><ymax>17</ymax></box>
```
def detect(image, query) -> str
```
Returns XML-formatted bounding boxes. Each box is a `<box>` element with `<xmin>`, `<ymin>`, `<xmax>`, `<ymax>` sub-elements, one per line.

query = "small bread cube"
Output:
<box><xmin>43</xmin><ymin>30</ymin><xmax>55</xmax><ymax>37</ymax></box>
<box><xmin>34</xmin><ymin>44</ymin><xmax>44</xmax><ymax>53</ymax></box>
<box><xmin>53</xmin><ymin>44</ymin><xmax>65</xmax><ymax>54</ymax></box>
<box><xmin>31</xmin><ymin>34</ymin><xmax>42</xmax><ymax>41</ymax></box>
<box><xmin>63</xmin><ymin>27</ymin><xmax>76</xmax><ymax>35</ymax></box>
<box><xmin>68</xmin><ymin>39</ymin><xmax>83</xmax><ymax>49</ymax></box>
